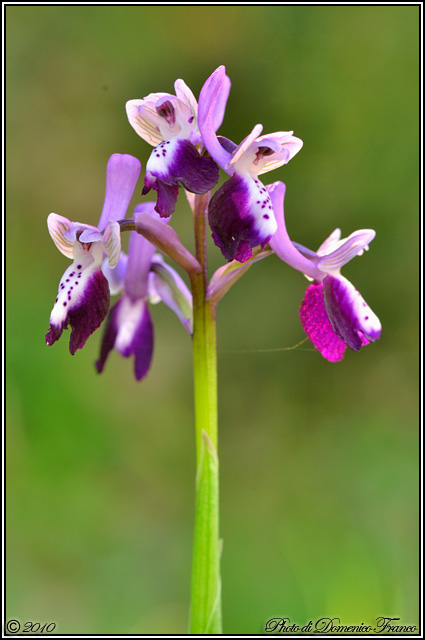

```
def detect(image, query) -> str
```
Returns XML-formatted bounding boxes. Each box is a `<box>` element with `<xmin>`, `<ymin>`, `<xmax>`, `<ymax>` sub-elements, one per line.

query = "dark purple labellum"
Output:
<box><xmin>322</xmin><ymin>275</ymin><xmax>364</xmax><ymax>351</ymax></box>
<box><xmin>208</xmin><ymin>174</ymin><xmax>270</xmax><ymax>262</ymax></box>
<box><xmin>143</xmin><ymin>176</ymin><xmax>179</xmax><ymax>218</ymax></box>
<box><xmin>171</xmin><ymin>140</ymin><xmax>219</xmax><ymax>194</ymax></box>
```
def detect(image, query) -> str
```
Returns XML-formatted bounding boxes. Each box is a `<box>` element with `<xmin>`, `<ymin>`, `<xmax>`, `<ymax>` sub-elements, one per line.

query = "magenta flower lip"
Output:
<box><xmin>268</xmin><ymin>180</ymin><xmax>381</xmax><ymax>361</ymax></box>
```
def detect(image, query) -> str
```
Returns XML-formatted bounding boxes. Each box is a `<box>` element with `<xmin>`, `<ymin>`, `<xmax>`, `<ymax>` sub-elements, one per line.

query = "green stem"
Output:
<box><xmin>189</xmin><ymin>194</ymin><xmax>222</xmax><ymax>634</ymax></box>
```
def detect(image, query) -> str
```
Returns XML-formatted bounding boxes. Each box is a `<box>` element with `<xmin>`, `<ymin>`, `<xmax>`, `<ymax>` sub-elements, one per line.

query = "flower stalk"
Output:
<box><xmin>189</xmin><ymin>193</ymin><xmax>221</xmax><ymax>633</ymax></box>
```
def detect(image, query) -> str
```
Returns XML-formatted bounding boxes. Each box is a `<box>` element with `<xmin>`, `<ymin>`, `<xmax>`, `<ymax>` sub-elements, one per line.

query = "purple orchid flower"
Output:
<box><xmin>126</xmin><ymin>71</ymin><xmax>230</xmax><ymax>217</ymax></box>
<box><xmin>198</xmin><ymin>65</ymin><xmax>303</xmax><ymax>263</ymax></box>
<box><xmin>97</xmin><ymin>203</ymin><xmax>193</xmax><ymax>381</ymax></box>
<box><xmin>45</xmin><ymin>154</ymin><xmax>142</xmax><ymax>354</ymax></box>
<box><xmin>268</xmin><ymin>181</ymin><xmax>381</xmax><ymax>362</ymax></box>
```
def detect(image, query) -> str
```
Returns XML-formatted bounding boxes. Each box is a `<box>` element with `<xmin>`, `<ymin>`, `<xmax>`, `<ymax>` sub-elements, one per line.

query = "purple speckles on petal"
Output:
<box><xmin>299</xmin><ymin>283</ymin><xmax>347</xmax><ymax>362</ymax></box>
<box><xmin>208</xmin><ymin>174</ymin><xmax>275</xmax><ymax>262</ymax></box>
<box><xmin>144</xmin><ymin>139</ymin><xmax>219</xmax><ymax>216</ymax></box>
<box><xmin>46</xmin><ymin>269</ymin><xmax>110</xmax><ymax>354</ymax></box>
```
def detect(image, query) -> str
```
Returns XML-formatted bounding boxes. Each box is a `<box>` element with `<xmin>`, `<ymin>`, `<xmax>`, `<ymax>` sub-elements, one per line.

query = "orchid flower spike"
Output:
<box><xmin>126</xmin><ymin>69</ymin><xmax>231</xmax><ymax>217</ymax></box>
<box><xmin>46</xmin><ymin>154</ymin><xmax>141</xmax><ymax>354</ymax></box>
<box><xmin>198</xmin><ymin>65</ymin><xmax>303</xmax><ymax>263</ymax></box>
<box><xmin>97</xmin><ymin>203</ymin><xmax>193</xmax><ymax>381</ymax></box>
<box><xmin>268</xmin><ymin>181</ymin><xmax>381</xmax><ymax>362</ymax></box>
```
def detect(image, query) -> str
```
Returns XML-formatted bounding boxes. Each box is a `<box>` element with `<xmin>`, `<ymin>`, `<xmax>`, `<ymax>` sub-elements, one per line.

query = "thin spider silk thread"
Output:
<box><xmin>220</xmin><ymin>337</ymin><xmax>313</xmax><ymax>353</ymax></box>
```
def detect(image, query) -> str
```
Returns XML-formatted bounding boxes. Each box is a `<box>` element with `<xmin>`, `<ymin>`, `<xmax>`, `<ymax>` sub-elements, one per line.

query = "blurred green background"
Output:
<box><xmin>6</xmin><ymin>5</ymin><xmax>419</xmax><ymax>635</ymax></box>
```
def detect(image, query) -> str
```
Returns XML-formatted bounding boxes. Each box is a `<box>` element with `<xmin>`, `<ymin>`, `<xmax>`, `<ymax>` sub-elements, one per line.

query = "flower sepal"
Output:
<box><xmin>150</xmin><ymin>257</ymin><xmax>193</xmax><ymax>333</ymax></box>
<box><xmin>207</xmin><ymin>245</ymin><xmax>273</xmax><ymax>303</ymax></box>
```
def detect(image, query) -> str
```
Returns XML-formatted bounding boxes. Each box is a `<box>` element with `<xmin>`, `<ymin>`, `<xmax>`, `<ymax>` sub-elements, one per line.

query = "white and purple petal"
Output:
<box><xmin>143</xmin><ymin>138</ymin><xmax>219</xmax><ymax>216</ymax></box>
<box><xmin>299</xmin><ymin>282</ymin><xmax>347</xmax><ymax>362</ymax></box>
<box><xmin>208</xmin><ymin>174</ymin><xmax>277</xmax><ymax>262</ymax></box>
<box><xmin>46</xmin><ymin>264</ymin><xmax>109</xmax><ymax>354</ymax></box>
<box><xmin>322</xmin><ymin>274</ymin><xmax>381</xmax><ymax>349</ymax></box>
<box><xmin>46</xmin><ymin>240</ymin><xmax>110</xmax><ymax>354</ymax></box>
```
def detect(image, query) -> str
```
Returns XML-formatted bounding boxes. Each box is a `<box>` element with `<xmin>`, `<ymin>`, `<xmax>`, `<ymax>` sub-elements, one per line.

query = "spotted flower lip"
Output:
<box><xmin>198</xmin><ymin>65</ymin><xmax>303</xmax><ymax>263</ymax></box>
<box><xmin>45</xmin><ymin>154</ymin><xmax>141</xmax><ymax>354</ymax></box>
<box><xmin>267</xmin><ymin>180</ymin><xmax>381</xmax><ymax>361</ymax></box>
<box><xmin>126</xmin><ymin>71</ymin><xmax>231</xmax><ymax>217</ymax></box>
<box><xmin>142</xmin><ymin>138</ymin><xmax>219</xmax><ymax>217</ymax></box>
<box><xmin>97</xmin><ymin>202</ymin><xmax>193</xmax><ymax>381</ymax></box>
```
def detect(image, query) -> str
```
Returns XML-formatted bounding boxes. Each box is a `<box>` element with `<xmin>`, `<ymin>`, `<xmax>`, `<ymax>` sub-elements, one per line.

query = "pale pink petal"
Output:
<box><xmin>126</xmin><ymin>95</ymin><xmax>170</xmax><ymax>146</ymax></box>
<box><xmin>174</xmin><ymin>79</ymin><xmax>198</xmax><ymax>120</ymax></box>
<box><xmin>228</xmin><ymin>124</ymin><xmax>263</xmax><ymax>169</ymax></box>
<box><xmin>317</xmin><ymin>230</ymin><xmax>376</xmax><ymax>272</ymax></box>
<box><xmin>47</xmin><ymin>213</ymin><xmax>75</xmax><ymax>258</ymax></box>
<box><xmin>257</xmin><ymin>132</ymin><xmax>303</xmax><ymax>174</ymax></box>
